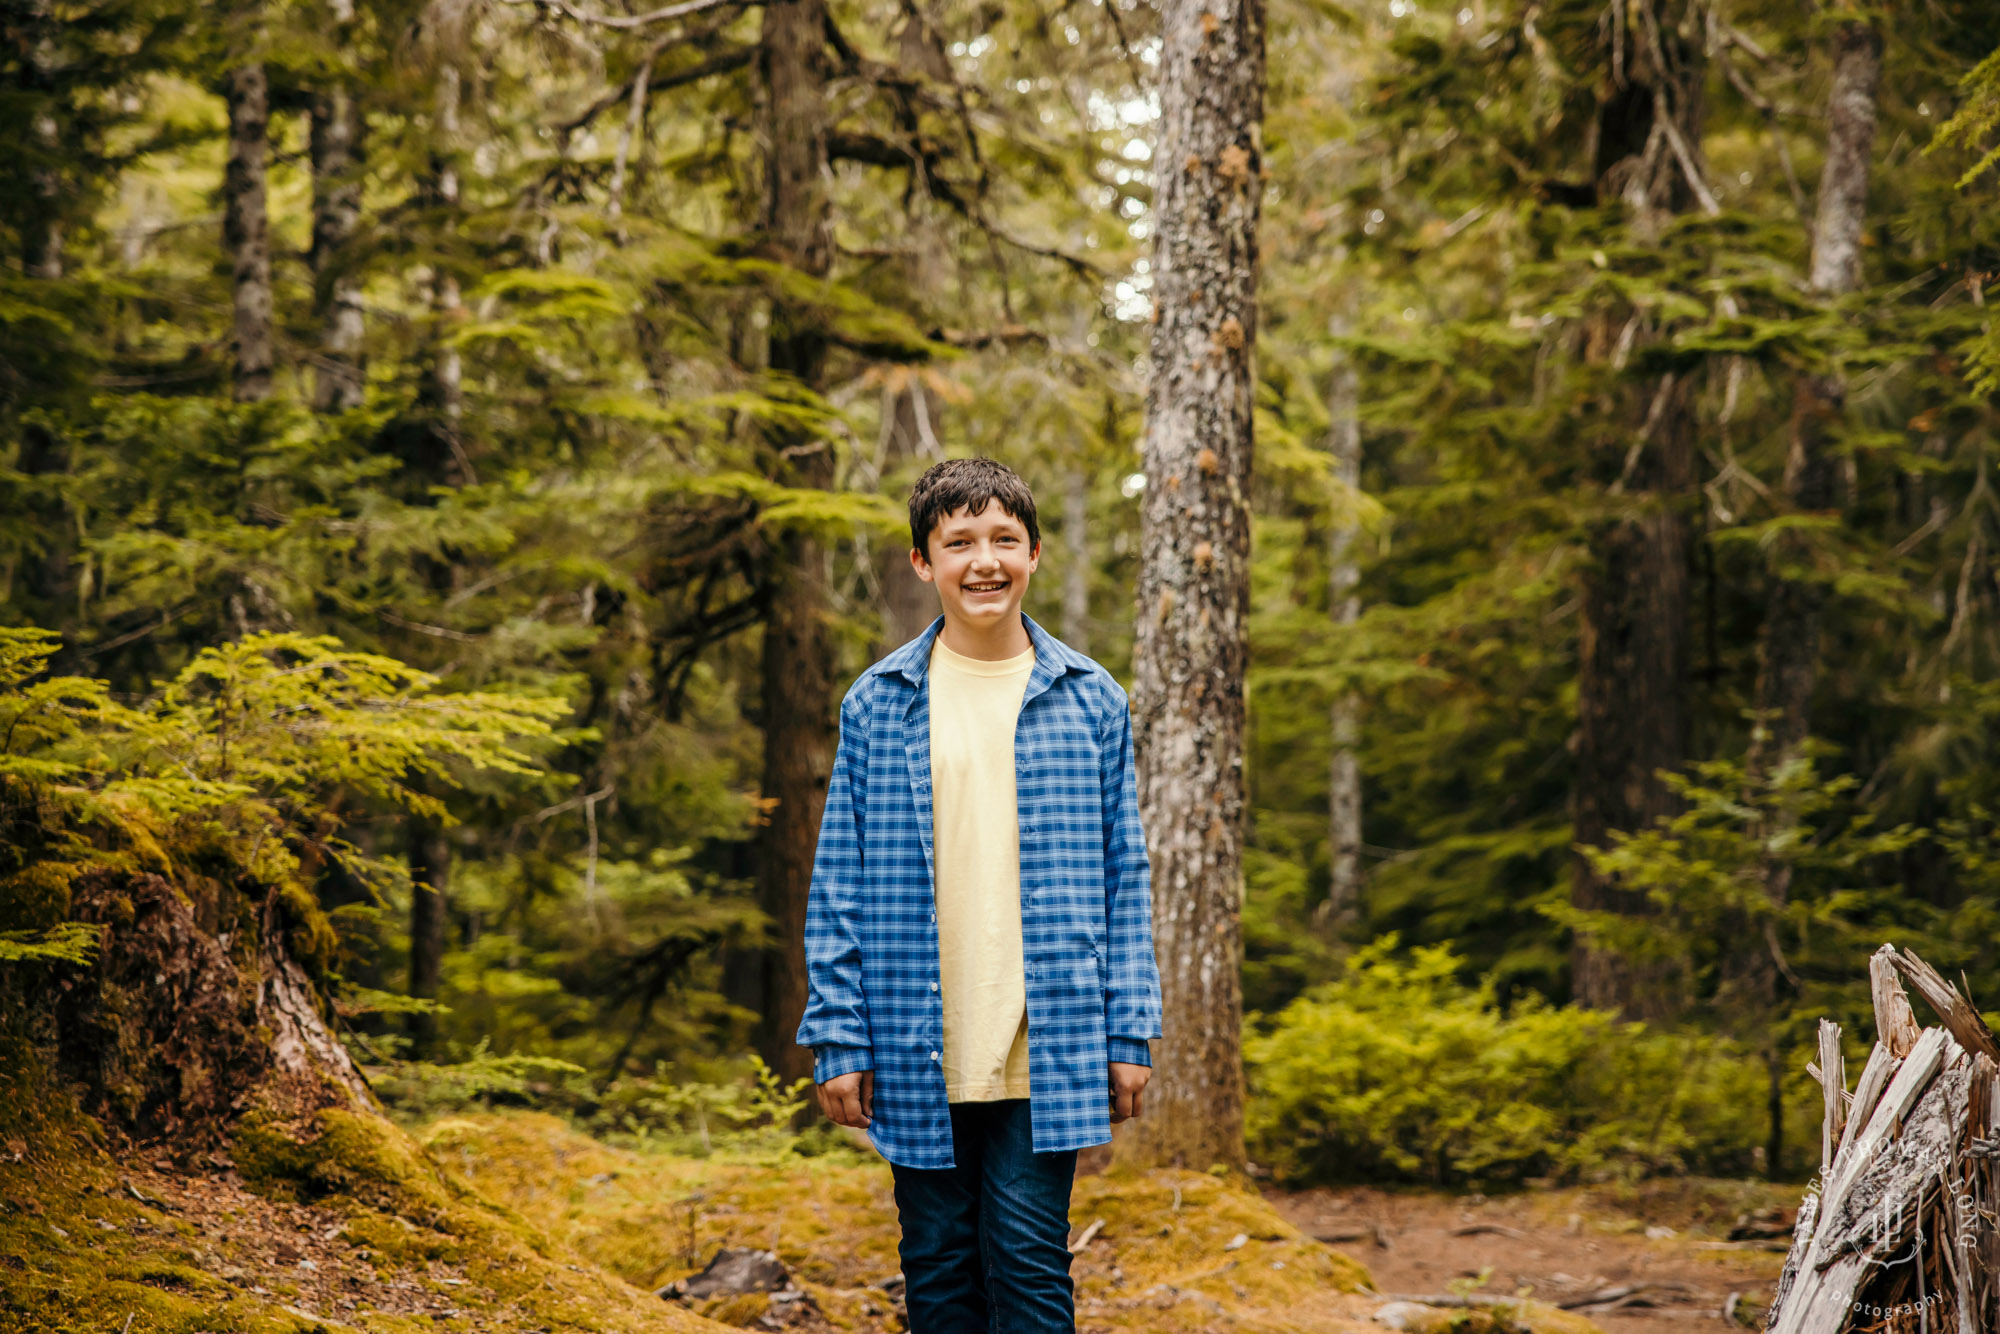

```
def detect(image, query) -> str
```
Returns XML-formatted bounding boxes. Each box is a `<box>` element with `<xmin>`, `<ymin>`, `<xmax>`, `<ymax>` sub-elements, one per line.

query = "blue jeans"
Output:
<box><xmin>889</xmin><ymin>1098</ymin><xmax>1079</xmax><ymax>1334</ymax></box>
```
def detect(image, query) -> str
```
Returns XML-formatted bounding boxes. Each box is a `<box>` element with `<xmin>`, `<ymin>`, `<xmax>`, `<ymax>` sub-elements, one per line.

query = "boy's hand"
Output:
<box><xmin>817</xmin><ymin>1071</ymin><xmax>874</xmax><ymax>1129</ymax></box>
<box><xmin>1109</xmin><ymin>1061</ymin><xmax>1150</xmax><ymax>1123</ymax></box>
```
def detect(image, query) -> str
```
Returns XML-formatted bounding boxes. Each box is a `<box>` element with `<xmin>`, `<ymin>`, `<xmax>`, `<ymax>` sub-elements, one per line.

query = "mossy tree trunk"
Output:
<box><xmin>309</xmin><ymin>0</ymin><xmax>366</xmax><ymax>414</ymax></box>
<box><xmin>223</xmin><ymin>15</ymin><xmax>274</xmax><ymax>404</ymax></box>
<box><xmin>1322</xmin><ymin>315</ymin><xmax>1363</xmax><ymax>929</ymax></box>
<box><xmin>1121</xmin><ymin>0</ymin><xmax>1265</xmax><ymax>1173</ymax></box>
<box><xmin>1742</xmin><ymin>11</ymin><xmax>1883</xmax><ymax>1179</ymax></box>
<box><xmin>1569</xmin><ymin>0</ymin><xmax>1705</xmax><ymax>1024</ymax></box>
<box><xmin>407</xmin><ymin>823</ymin><xmax>451</xmax><ymax>1059</ymax></box>
<box><xmin>877</xmin><ymin>372</ymin><xmax>939</xmax><ymax>655</ymax></box>
<box><xmin>753</xmin><ymin>0</ymin><xmax>836</xmax><ymax>1087</ymax></box>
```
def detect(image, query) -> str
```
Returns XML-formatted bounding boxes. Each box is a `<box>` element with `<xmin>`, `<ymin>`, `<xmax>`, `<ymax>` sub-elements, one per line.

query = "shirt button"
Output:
<box><xmin>929</xmin><ymin>1050</ymin><xmax>939</xmax><ymax>1061</ymax></box>
<box><xmin>930</xmin><ymin>981</ymin><xmax>938</xmax><ymax>991</ymax></box>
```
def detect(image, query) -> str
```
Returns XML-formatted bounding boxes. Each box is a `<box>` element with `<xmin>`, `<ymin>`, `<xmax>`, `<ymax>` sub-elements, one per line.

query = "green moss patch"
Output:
<box><xmin>2</xmin><ymin>1090</ymin><xmax>726</xmax><ymax>1334</ymax></box>
<box><xmin>417</xmin><ymin>1112</ymin><xmax>1453</xmax><ymax>1333</ymax></box>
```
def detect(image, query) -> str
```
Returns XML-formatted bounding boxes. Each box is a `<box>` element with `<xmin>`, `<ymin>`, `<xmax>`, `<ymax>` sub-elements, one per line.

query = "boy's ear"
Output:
<box><xmin>909</xmin><ymin>545</ymin><xmax>936</xmax><ymax>583</ymax></box>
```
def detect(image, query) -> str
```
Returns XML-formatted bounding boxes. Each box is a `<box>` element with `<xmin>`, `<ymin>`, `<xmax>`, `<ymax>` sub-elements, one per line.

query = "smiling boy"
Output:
<box><xmin>796</xmin><ymin>457</ymin><xmax>1163</xmax><ymax>1333</ymax></box>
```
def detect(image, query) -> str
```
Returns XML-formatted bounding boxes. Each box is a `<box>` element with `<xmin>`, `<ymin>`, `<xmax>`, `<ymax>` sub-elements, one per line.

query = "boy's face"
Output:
<box><xmin>911</xmin><ymin>503</ymin><xmax>1039</xmax><ymax>633</ymax></box>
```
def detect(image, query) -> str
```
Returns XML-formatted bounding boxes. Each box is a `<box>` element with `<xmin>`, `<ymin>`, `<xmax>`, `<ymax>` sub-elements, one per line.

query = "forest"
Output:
<box><xmin>5</xmin><ymin>0</ymin><xmax>2000</xmax><ymax>1329</ymax></box>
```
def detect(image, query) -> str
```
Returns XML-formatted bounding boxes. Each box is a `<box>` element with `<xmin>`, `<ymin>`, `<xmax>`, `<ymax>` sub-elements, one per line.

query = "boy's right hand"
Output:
<box><xmin>816</xmin><ymin>1071</ymin><xmax>874</xmax><ymax>1128</ymax></box>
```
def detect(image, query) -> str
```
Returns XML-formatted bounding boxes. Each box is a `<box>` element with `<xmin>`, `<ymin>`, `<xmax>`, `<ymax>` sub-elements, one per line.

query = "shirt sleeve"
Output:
<box><xmin>1099</xmin><ymin>679</ymin><xmax>1163</xmax><ymax>1056</ymax></box>
<box><xmin>796</xmin><ymin>691</ymin><xmax>874</xmax><ymax>1082</ymax></box>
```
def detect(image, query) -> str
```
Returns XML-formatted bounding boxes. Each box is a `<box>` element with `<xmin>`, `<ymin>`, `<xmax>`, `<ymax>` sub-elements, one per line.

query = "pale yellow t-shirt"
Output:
<box><xmin>929</xmin><ymin>636</ymin><xmax>1035</xmax><ymax>1102</ymax></box>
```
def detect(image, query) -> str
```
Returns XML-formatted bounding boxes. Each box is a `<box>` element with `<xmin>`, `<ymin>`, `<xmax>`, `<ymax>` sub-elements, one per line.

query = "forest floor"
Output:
<box><xmin>2</xmin><ymin>1100</ymin><xmax>1797</xmax><ymax>1334</ymax></box>
<box><xmin>1260</xmin><ymin>1178</ymin><xmax>1795</xmax><ymax>1333</ymax></box>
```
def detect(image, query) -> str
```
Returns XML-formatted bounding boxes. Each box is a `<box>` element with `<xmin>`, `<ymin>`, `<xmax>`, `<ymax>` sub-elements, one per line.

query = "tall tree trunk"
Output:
<box><xmin>224</xmin><ymin>52</ymin><xmax>274</xmax><ymax>402</ymax></box>
<box><xmin>1121</xmin><ymin>0</ymin><xmax>1265</xmax><ymax>1172</ymax></box>
<box><xmin>421</xmin><ymin>65</ymin><xmax>465</xmax><ymax>456</ymax></box>
<box><xmin>1742</xmin><ymin>12</ymin><xmax>1882</xmax><ymax>1178</ymax></box>
<box><xmin>309</xmin><ymin>0</ymin><xmax>366</xmax><ymax>413</ymax></box>
<box><xmin>1747</xmin><ymin>17</ymin><xmax>1880</xmax><ymax>786</ymax></box>
<box><xmin>1569</xmin><ymin>3</ymin><xmax>1704</xmax><ymax>1023</ymax></box>
<box><xmin>22</xmin><ymin>1</ymin><xmax>64</xmax><ymax>280</ymax></box>
<box><xmin>1322</xmin><ymin>326</ymin><xmax>1363</xmax><ymax>928</ymax></box>
<box><xmin>1062</xmin><ymin>463</ymin><xmax>1091</xmax><ymax>655</ymax></box>
<box><xmin>407</xmin><ymin>824</ymin><xmax>450</xmax><ymax>1059</ymax></box>
<box><xmin>877</xmin><ymin>373</ymin><xmax>938</xmax><ymax>654</ymax></box>
<box><xmin>753</xmin><ymin>0</ymin><xmax>835</xmax><ymax>1087</ymax></box>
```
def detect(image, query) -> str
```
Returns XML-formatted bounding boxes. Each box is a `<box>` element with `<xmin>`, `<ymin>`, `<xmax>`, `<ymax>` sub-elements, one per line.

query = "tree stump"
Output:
<box><xmin>1766</xmin><ymin>944</ymin><xmax>2000</xmax><ymax>1332</ymax></box>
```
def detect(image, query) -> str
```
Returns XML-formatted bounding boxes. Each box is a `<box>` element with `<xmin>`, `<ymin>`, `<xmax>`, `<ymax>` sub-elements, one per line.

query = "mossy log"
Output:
<box><xmin>1766</xmin><ymin>944</ymin><xmax>2000</xmax><ymax>1332</ymax></box>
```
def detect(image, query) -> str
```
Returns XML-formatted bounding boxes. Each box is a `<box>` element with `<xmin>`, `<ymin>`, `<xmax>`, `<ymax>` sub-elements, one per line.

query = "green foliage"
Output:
<box><xmin>589</xmin><ymin>1054</ymin><xmax>824</xmax><ymax>1159</ymax></box>
<box><xmin>0</xmin><ymin>624</ymin><xmax>560</xmax><ymax>1023</ymax></box>
<box><xmin>1935</xmin><ymin>46</ymin><xmax>2000</xmax><ymax>188</ymax></box>
<box><xmin>1246</xmin><ymin>939</ymin><xmax>1769</xmax><ymax>1187</ymax></box>
<box><xmin>374</xmin><ymin>1047</ymin><xmax>836</xmax><ymax>1162</ymax></box>
<box><xmin>1558</xmin><ymin>755</ymin><xmax>1930</xmax><ymax>1019</ymax></box>
<box><xmin>0</xmin><ymin>922</ymin><xmax>102</xmax><ymax>966</ymax></box>
<box><xmin>367</xmin><ymin>1041</ymin><xmax>593</xmax><ymax>1118</ymax></box>
<box><xmin>8</xmin><ymin>0</ymin><xmax>2000</xmax><ymax>1190</ymax></box>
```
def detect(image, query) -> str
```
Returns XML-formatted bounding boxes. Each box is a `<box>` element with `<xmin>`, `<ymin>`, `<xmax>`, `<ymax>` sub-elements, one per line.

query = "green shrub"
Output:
<box><xmin>1245</xmin><ymin>937</ymin><xmax>1768</xmax><ymax>1187</ymax></box>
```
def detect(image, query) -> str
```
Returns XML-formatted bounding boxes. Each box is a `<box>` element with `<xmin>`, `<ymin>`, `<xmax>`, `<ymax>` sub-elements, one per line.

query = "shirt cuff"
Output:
<box><xmin>813</xmin><ymin>1044</ymin><xmax>875</xmax><ymax>1083</ymax></box>
<box><xmin>1108</xmin><ymin>1036</ymin><xmax>1152</xmax><ymax>1067</ymax></box>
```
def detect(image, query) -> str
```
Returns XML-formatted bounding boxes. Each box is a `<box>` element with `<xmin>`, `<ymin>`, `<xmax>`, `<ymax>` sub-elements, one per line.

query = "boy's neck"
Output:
<box><xmin>936</xmin><ymin>610</ymin><xmax>1032</xmax><ymax>662</ymax></box>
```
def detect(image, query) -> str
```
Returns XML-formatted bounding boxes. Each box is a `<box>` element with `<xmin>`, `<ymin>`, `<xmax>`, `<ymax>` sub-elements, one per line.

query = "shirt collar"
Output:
<box><xmin>878</xmin><ymin>612</ymin><xmax>1088</xmax><ymax>686</ymax></box>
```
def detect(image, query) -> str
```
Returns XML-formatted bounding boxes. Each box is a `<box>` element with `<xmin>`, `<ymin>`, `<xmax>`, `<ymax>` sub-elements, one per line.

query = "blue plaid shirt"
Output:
<box><xmin>795</xmin><ymin>612</ymin><xmax>1163</xmax><ymax>1169</ymax></box>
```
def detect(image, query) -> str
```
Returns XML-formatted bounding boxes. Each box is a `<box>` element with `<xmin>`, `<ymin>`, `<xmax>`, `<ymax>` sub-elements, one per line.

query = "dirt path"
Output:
<box><xmin>1260</xmin><ymin>1181</ymin><xmax>1795</xmax><ymax>1331</ymax></box>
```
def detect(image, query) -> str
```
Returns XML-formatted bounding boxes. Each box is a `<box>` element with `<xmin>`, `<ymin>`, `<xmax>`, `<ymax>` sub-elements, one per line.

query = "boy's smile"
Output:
<box><xmin>912</xmin><ymin>503</ymin><xmax>1039</xmax><ymax>657</ymax></box>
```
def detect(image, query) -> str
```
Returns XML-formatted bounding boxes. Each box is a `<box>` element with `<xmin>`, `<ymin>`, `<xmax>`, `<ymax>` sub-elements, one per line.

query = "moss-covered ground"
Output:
<box><xmin>0</xmin><ymin>1065</ymin><xmax>723</xmax><ymax>1334</ymax></box>
<box><xmin>421</xmin><ymin>1111</ymin><xmax>1605</xmax><ymax>1334</ymax></box>
<box><xmin>0</xmin><ymin>1033</ymin><xmax>1603</xmax><ymax>1334</ymax></box>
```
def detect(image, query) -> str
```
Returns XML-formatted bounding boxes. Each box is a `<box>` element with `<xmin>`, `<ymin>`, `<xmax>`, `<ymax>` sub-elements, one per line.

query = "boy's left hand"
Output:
<box><xmin>1109</xmin><ymin>1061</ymin><xmax>1150</xmax><ymax>1122</ymax></box>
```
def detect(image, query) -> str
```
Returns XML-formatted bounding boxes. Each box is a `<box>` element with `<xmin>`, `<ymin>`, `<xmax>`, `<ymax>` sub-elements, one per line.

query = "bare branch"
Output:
<box><xmin>1654</xmin><ymin>86</ymin><xmax>1721</xmax><ymax>217</ymax></box>
<box><xmin>826</xmin><ymin>131</ymin><xmax>1106</xmax><ymax>281</ymax></box>
<box><xmin>607</xmin><ymin>53</ymin><xmax>654</xmax><ymax>225</ymax></box>
<box><xmin>501</xmin><ymin>0</ymin><xmax>749</xmax><ymax>31</ymax></box>
<box><xmin>558</xmin><ymin>46</ymin><xmax>753</xmax><ymax>140</ymax></box>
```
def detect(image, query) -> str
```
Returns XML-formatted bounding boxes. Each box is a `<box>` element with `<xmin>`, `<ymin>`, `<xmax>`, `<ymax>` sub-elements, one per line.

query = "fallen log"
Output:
<box><xmin>1765</xmin><ymin>943</ymin><xmax>2000</xmax><ymax>1333</ymax></box>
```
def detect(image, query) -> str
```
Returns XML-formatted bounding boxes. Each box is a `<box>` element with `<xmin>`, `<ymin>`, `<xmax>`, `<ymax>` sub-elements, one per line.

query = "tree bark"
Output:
<box><xmin>877</xmin><ymin>373</ymin><xmax>939</xmax><ymax>654</ymax></box>
<box><xmin>1062</xmin><ymin>463</ymin><xmax>1091</xmax><ymax>655</ymax></box>
<box><xmin>1569</xmin><ymin>3</ymin><xmax>1704</xmax><ymax>1022</ymax></box>
<box><xmin>43</xmin><ymin>867</ymin><xmax>372</xmax><ymax>1147</ymax></box>
<box><xmin>407</xmin><ymin>824</ymin><xmax>450</xmax><ymax>1059</ymax></box>
<box><xmin>753</xmin><ymin>0</ymin><xmax>835</xmax><ymax>1087</ymax></box>
<box><xmin>21</xmin><ymin>0</ymin><xmax>64</xmax><ymax>279</ymax></box>
<box><xmin>309</xmin><ymin>0</ymin><xmax>366</xmax><ymax>413</ymax></box>
<box><xmin>1747</xmin><ymin>18</ymin><xmax>1880</xmax><ymax>787</ymax></box>
<box><xmin>1741</xmin><ymin>12</ymin><xmax>1882</xmax><ymax>1179</ymax></box>
<box><xmin>1322</xmin><ymin>320</ymin><xmax>1363</xmax><ymax>928</ymax></box>
<box><xmin>421</xmin><ymin>64</ymin><xmax>465</xmax><ymax>458</ymax></box>
<box><xmin>224</xmin><ymin>54</ymin><xmax>274</xmax><ymax>402</ymax></box>
<box><xmin>1120</xmin><ymin>0</ymin><xmax>1264</xmax><ymax>1172</ymax></box>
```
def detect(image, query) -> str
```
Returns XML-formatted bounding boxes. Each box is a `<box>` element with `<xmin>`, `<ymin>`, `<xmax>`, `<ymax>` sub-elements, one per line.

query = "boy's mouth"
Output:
<box><xmin>962</xmin><ymin>581</ymin><xmax>1009</xmax><ymax>594</ymax></box>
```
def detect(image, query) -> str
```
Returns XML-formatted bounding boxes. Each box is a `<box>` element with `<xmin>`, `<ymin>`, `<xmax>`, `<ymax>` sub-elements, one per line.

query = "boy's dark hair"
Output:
<box><xmin>908</xmin><ymin>457</ymin><xmax>1040</xmax><ymax>560</ymax></box>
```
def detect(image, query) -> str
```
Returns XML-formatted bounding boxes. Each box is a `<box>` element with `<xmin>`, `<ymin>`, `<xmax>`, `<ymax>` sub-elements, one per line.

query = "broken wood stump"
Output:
<box><xmin>1765</xmin><ymin>944</ymin><xmax>2000</xmax><ymax>1333</ymax></box>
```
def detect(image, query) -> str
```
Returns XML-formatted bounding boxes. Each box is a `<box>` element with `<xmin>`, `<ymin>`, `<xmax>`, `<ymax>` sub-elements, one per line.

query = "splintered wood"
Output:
<box><xmin>1766</xmin><ymin>944</ymin><xmax>2000</xmax><ymax>1333</ymax></box>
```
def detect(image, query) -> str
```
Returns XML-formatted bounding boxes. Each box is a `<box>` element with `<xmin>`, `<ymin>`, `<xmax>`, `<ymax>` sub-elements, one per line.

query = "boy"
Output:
<box><xmin>796</xmin><ymin>457</ymin><xmax>1164</xmax><ymax>1333</ymax></box>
